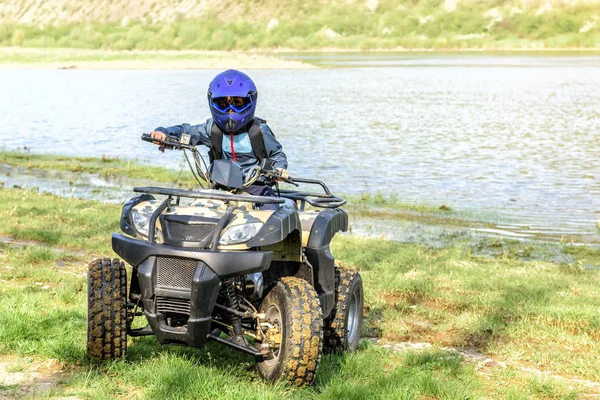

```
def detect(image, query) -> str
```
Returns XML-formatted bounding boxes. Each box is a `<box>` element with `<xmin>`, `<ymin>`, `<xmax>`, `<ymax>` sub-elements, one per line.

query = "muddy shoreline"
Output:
<box><xmin>2</xmin><ymin>47</ymin><xmax>599</xmax><ymax>70</ymax></box>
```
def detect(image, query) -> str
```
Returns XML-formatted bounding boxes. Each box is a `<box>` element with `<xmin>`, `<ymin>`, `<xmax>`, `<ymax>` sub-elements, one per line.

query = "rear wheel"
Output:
<box><xmin>257</xmin><ymin>277</ymin><xmax>323</xmax><ymax>386</ymax></box>
<box><xmin>324</xmin><ymin>267</ymin><xmax>364</xmax><ymax>353</ymax></box>
<box><xmin>87</xmin><ymin>258</ymin><xmax>128</xmax><ymax>360</ymax></box>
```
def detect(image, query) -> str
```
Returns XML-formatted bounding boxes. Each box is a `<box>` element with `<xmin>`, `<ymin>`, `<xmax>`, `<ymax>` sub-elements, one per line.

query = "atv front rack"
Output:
<box><xmin>133</xmin><ymin>187</ymin><xmax>286</xmax><ymax>204</ymax></box>
<box><xmin>132</xmin><ymin>187</ymin><xmax>285</xmax><ymax>246</ymax></box>
<box><xmin>277</xmin><ymin>178</ymin><xmax>346</xmax><ymax>209</ymax></box>
<box><xmin>133</xmin><ymin>182</ymin><xmax>345</xmax><ymax>209</ymax></box>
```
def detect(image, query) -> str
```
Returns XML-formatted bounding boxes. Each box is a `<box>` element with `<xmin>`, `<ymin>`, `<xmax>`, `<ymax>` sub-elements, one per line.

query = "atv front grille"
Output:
<box><xmin>166</xmin><ymin>222</ymin><xmax>215</xmax><ymax>242</ymax></box>
<box><xmin>156</xmin><ymin>296</ymin><xmax>191</xmax><ymax>315</ymax></box>
<box><xmin>156</xmin><ymin>257</ymin><xmax>198</xmax><ymax>290</ymax></box>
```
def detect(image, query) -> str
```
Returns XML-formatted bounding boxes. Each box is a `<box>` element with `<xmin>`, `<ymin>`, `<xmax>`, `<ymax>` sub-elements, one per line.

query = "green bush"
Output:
<box><xmin>0</xmin><ymin>2</ymin><xmax>597</xmax><ymax>51</ymax></box>
<box><xmin>126</xmin><ymin>25</ymin><xmax>145</xmax><ymax>46</ymax></box>
<box><xmin>206</xmin><ymin>29</ymin><xmax>236</xmax><ymax>50</ymax></box>
<box><xmin>10</xmin><ymin>29</ymin><xmax>25</xmax><ymax>46</ymax></box>
<box><xmin>0</xmin><ymin>24</ymin><xmax>14</xmax><ymax>42</ymax></box>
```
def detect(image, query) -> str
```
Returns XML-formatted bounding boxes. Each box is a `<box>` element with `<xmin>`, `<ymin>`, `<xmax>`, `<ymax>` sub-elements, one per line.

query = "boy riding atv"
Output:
<box><xmin>87</xmin><ymin>70</ymin><xmax>364</xmax><ymax>386</ymax></box>
<box><xmin>150</xmin><ymin>69</ymin><xmax>289</xmax><ymax>206</ymax></box>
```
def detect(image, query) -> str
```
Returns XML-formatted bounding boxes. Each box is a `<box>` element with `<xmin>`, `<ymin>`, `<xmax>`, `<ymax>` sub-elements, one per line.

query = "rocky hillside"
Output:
<box><xmin>1</xmin><ymin>0</ymin><xmax>231</xmax><ymax>24</ymax></box>
<box><xmin>0</xmin><ymin>0</ymin><xmax>598</xmax><ymax>49</ymax></box>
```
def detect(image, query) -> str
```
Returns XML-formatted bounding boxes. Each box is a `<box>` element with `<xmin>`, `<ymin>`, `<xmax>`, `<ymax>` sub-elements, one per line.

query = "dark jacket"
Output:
<box><xmin>155</xmin><ymin>118</ymin><xmax>288</xmax><ymax>175</ymax></box>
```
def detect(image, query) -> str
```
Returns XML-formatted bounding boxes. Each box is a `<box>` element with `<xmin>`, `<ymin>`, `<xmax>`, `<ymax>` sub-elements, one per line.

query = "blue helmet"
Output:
<box><xmin>207</xmin><ymin>69</ymin><xmax>258</xmax><ymax>134</ymax></box>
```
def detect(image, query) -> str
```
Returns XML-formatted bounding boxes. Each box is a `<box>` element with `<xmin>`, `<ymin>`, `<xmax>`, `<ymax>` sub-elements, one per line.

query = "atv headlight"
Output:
<box><xmin>219</xmin><ymin>223</ymin><xmax>263</xmax><ymax>245</ymax></box>
<box><xmin>131</xmin><ymin>210</ymin><xmax>150</xmax><ymax>236</ymax></box>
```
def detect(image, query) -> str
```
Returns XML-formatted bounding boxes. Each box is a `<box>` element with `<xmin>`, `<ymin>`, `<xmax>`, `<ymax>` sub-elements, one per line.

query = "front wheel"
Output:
<box><xmin>87</xmin><ymin>258</ymin><xmax>128</xmax><ymax>360</ymax></box>
<box><xmin>257</xmin><ymin>277</ymin><xmax>323</xmax><ymax>386</ymax></box>
<box><xmin>323</xmin><ymin>267</ymin><xmax>364</xmax><ymax>353</ymax></box>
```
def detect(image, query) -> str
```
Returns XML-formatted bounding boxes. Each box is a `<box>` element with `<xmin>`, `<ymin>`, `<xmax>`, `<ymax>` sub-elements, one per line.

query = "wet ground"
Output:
<box><xmin>3</xmin><ymin>163</ymin><xmax>599</xmax><ymax>266</ymax></box>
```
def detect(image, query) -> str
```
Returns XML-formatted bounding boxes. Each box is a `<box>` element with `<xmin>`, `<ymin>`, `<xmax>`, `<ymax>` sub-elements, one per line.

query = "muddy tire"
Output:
<box><xmin>257</xmin><ymin>277</ymin><xmax>323</xmax><ymax>386</ymax></box>
<box><xmin>87</xmin><ymin>258</ymin><xmax>127</xmax><ymax>360</ymax></box>
<box><xmin>323</xmin><ymin>267</ymin><xmax>364</xmax><ymax>353</ymax></box>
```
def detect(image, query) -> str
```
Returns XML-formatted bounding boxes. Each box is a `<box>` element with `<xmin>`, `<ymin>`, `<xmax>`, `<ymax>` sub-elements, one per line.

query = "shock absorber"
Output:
<box><xmin>220</xmin><ymin>278</ymin><xmax>239</xmax><ymax>309</ymax></box>
<box><xmin>219</xmin><ymin>278</ymin><xmax>245</xmax><ymax>344</ymax></box>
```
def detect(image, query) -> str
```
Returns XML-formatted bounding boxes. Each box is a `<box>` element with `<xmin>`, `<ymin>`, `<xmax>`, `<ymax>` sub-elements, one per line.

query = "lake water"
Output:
<box><xmin>1</xmin><ymin>54</ymin><xmax>599</xmax><ymax>242</ymax></box>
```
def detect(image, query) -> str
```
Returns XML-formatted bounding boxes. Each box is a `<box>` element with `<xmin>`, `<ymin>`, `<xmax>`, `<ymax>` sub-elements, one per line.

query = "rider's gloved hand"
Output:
<box><xmin>275</xmin><ymin>168</ymin><xmax>290</xmax><ymax>180</ymax></box>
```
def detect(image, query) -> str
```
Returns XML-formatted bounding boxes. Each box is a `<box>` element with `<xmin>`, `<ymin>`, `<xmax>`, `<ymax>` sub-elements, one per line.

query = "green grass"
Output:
<box><xmin>0</xmin><ymin>0</ymin><xmax>598</xmax><ymax>51</ymax></box>
<box><xmin>0</xmin><ymin>188</ymin><xmax>598</xmax><ymax>398</ymax></box>
<box><xmin>0</xmin><ymin>150</ymin><xmax>201</xmax><ymax>187</ymax></box>
<box><xmin>0</xmin><ymin>188</ymin><xmax>119</xmax><ymax>254</ymax></box>
<box><xmin>0</xmin><ymin>240</ymin><xmax>485</xmax><ymax>398</ymax></box>
<box><xmin>332</xmin><ymin>236</ymin><xmax>600</xmax><ymax>383</ymax></box>
<box><xmin>346</xmin><ymin>192</ymin><xmax>450</xmax><ymax>213</ymax></box>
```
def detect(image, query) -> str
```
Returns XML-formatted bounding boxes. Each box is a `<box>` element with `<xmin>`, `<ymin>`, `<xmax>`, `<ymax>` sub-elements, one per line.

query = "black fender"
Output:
<box><xmin>304</xmin><ymin>208</ymin><xmax>348</xmax><ymax>317</ymax></box>
<box><xmin>112</xmin><ymin>233</ymin><xmax>272</xmax><ymax>278</ymax></box>
<box><xmin>246</xmin><ymin>206</ymin><xmax>302</xmax><ymax>247</ymax></box>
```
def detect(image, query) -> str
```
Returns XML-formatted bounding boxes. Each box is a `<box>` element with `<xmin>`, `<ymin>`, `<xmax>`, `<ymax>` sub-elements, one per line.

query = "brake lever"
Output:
<box><xmin>263</xmin><ymin>170</ymin><xmax>299</xmax><ymax>187</ymax></box>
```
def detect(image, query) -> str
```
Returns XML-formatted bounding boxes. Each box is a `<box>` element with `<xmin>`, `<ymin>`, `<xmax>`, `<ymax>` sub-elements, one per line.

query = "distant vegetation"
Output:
<box><xmin>0</xmin><ymin>0</ymin><xmax>598</xmax><ymax>49</ymax></box>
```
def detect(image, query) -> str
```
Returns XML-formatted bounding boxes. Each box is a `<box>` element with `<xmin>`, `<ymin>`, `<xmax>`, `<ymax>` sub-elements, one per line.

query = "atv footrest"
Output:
<box><xmin>128</xmin><ymin>325</ymin><xmax>153</xmax><ymax>337</ymax></box>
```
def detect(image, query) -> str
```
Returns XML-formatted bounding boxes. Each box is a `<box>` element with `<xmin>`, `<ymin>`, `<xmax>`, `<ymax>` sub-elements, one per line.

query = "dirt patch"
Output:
<box><xmin>0</xmin><ymin>235</ymin><xmax>88</xmax><ymax>259</ymax></box>
<box><xmin>381</xmin><ymin>291</ymin><xmax>427</xmax><ymax>307</ymax></box>
<box><xmin>381</xmin><ymin>292</ymin><xmax>405</xmax><ymax>306</ymax></box>
<box><xmin>543</xmin><ymin>317</ymin><xmax>600</xmax><ymax>341</ymax></box>
<box><xmin>0</xmin><ymin>356</ymin><xmax>70</xmax><ymax>399</ymax></box>
<box><xmin>380</xmin><ymin>319</ymin><xmax>466</xmax><ymax>349</ymax></box>
<box><xmin>420</xmin><ymin>297</ymin><xmax>475</xmax><ymax>313</ymax></box>
<box><xmin>367</xmin><ymin>338</ymin><xmax>600</xmax><ymax>395</ymax></box>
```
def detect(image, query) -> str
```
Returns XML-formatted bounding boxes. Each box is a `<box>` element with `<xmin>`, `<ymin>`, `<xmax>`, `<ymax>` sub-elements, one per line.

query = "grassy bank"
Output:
<box><xmin>0</xmin><ymin>151</ymin><xmax>452</xmax><ymax>210</ymax></box>
<box><xmin>1</xmin><ymin>187</ymin><xmax>600</xmax><ymax>398</ymax></box>
<box><xmin>0</xmin><ymin>48</ymin><xmax>313</xmax><ymax>69</ymax></box>
<box><xmin>1</xmin><ymin>0</ymin><xmax>599</xmax><ymax>51</ymax></box>
<box><xmin>3</xmin><ymin>150</ymin><xmax>599</xmax><ymax>248</ymax></box>
<box><xmin>0</xmin><ymin>150</ymin><xmax>202</xmax><ymax>189</ymax></box>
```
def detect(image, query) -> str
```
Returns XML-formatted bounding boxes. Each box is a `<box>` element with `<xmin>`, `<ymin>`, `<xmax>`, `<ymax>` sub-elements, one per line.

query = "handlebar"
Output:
<box><xmin>243</xmin><ymin>165</ymin><xmax>299</xmax><ymax>188</ymax></box>
<box><xmin>142</xmin><ymin>133</ymin><xmax>296</xmax><ymax>185</ymax></box>
<box><xmin>141</xmin><ymin>133</ymin><xmax>195</xmax><ymax>151</ymax></box>
<box><xmin>141</xmin><ymin>133</ymin><xmax>344</xmax><ymax>208</ymax></box>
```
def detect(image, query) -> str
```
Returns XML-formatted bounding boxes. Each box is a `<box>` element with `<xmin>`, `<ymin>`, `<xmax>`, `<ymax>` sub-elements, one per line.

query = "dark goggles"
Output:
<box><xmin>211</xmin><ymin>96</ymin><xmax>253</xmax><ymax>113</ymax></box>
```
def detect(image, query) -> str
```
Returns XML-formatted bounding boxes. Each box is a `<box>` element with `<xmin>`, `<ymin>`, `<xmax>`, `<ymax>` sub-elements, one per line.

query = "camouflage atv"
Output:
<box><xmin>87</xmin><ymin>133</ymin><xmax>363</xmax><ymax>386</ymax></box>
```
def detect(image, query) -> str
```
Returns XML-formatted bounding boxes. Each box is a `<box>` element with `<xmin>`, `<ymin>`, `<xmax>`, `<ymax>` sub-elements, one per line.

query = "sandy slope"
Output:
<box><xmin>0</xmin><ymin>48</ymin><xmax>313</xmax><ymax>69</ymax></box>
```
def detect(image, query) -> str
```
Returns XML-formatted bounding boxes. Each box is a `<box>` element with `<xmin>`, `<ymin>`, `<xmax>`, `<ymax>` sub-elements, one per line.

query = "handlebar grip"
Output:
<box><xmin>141</xmin><ymin>133</ymin><xmax>178</xmax><ymax>150</ymax></box>
<box><xmin>141</xmin><ymin>133</ymin><xmax>195</xmax><ymax>151</ymax></box>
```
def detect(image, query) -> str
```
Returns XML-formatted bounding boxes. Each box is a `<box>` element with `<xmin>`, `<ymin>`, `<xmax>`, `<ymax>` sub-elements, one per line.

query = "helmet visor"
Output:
<box><xmin>211</xmin><ymin>96</ymin><xmax>253</xmax><ymax>114</ymax></box>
